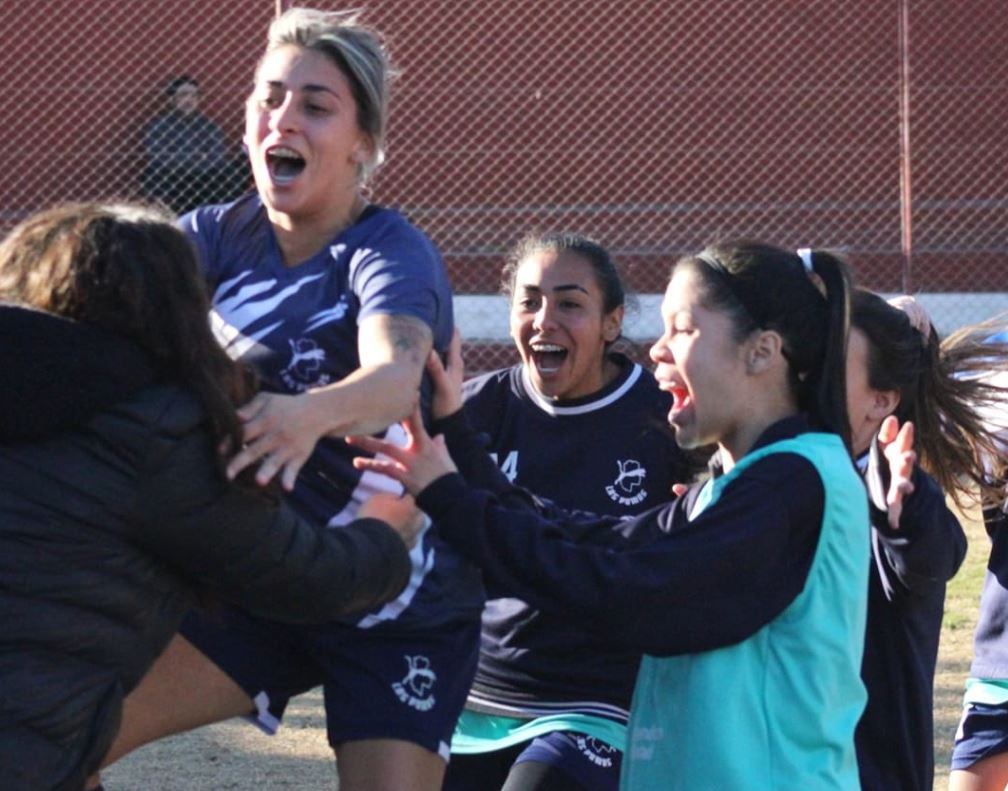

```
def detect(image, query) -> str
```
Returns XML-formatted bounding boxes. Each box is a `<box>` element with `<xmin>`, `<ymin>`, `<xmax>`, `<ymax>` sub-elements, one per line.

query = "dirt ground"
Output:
<box><xmin>101</xmin><ymin>690</ymin><xmax>337</xmax><ymax>789</ymax></box>
<box><xmin>103</xmin><ymin>510</ymin><xmax>988</xmax><ymax>791</ymax></box>
<box><xmin>101</xmin><ymin>642</ymin><xmax>978</xmax><ymax>790</ymax></box>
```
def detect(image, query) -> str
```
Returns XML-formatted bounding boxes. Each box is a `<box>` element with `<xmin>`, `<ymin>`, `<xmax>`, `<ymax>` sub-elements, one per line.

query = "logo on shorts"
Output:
<box><xmin>391</xmin><ymin>654</ymin><xmax>437</xmax><ymax>711</ymax></box>
<box><xmin>575</xmin><ymin>735</ymin><xmax>616</xmax><ymax>768</ymax></box>
<box><xmin>605</xmin><ymin>459</ymin><xmax>648</xmax><ymax>506</ymax></box>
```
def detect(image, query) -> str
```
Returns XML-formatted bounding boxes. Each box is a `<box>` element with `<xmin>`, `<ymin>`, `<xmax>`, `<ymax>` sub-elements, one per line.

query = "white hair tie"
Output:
<box><xmin>796</xmin><ymin>248</ymin><xmax>814</xmax><ymax>274</ymax></box>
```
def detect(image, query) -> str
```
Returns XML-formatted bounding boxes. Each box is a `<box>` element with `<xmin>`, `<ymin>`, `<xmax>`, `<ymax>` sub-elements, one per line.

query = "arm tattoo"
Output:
<box><xmin>365</xmin><ymin>314</ymin><xmax>432</xmax><ymax>369</ymax></box>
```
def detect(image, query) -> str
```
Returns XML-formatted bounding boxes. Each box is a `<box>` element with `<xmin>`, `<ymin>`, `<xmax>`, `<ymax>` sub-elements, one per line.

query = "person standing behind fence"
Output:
<box><xmin>444</xmin><ymin>233</ymin><xmax>699</xmax><ymax>790</ymax></box>
<box><xmin>101</xmin><ymin>9</ymin><xmax>483</xmax><ymax>791</ymax></box>
<box><xmin>845</xmin><ymin>293</ymin><xmax>1008</xmax><ymax>790</ymax></box>
<box><xmin>141</xmin><ymin>75</ymin><xmax>241</xmax><ymax>214</ymax></box>
<box><xmin>353</xmin><ymin>241</ymin><xmax>871</xmax><ymax>790</ymax></box>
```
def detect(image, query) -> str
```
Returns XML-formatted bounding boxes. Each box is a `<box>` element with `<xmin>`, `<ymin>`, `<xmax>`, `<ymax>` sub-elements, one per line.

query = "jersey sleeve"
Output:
<box><xmin>416</xmin><ymin>452</ymin><xmax>825</xmax><ymax>656</ymax></box>
<box><xmin>865</xmin><ymin>444</ymin><xmax>967</xmax><ymax>598</ymax></box>
<box><xmin>460</xmin><ymin>369</ymin><xmax>509</xmax><ymax>445</ymax></box>
<box><xmin>348</xmin><ymin>226</ymin><xmax>444</xmax><ymax>330</ymax></box>
<box><xmin>178</xmin><ymin>205</ymin><xmax>225</xmax><ymax>281</ymax></box>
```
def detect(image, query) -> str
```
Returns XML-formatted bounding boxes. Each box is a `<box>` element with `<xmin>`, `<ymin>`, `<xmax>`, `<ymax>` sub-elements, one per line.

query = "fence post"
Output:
<box><xmin>898</xmin><ymin>0</ymin><xmax>914</xmax><ymax>293</ymax></box>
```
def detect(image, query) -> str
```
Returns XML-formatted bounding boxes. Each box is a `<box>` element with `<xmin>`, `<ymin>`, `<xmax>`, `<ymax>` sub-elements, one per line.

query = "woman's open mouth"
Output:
<box><xmin>530</xmin><ymin>342</ymin><xmax>567</xmax><ymax>374</ymax></box>
<box><xmin>669</xmin><ymin>385</ymin><xmax>691</xmax><ymax>414</ymax></box>
<box><xmin>265</xmin><ymin>146</ymin><xmax>306</xmax><ymax>184</ymax></box>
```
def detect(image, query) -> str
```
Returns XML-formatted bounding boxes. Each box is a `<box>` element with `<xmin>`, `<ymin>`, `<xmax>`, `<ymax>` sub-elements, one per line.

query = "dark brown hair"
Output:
<box><xmin>679</xmin><ymin>241</ymin><xmax>853</xmax><ymax>451</ymax></box>
<box><xmin>0</xmin><ymin>202</ymin><xmax>254</xmax><ymax>450</ymax></box>
<box><xmin>853</xmin><ymin>290</ymin><xmax>1008</xmax><ymax>505</ymax></box>
<box><xmin>502</xmin><ymin>232</ymin><xmax>627</xmax><ymax>315</ymax></box>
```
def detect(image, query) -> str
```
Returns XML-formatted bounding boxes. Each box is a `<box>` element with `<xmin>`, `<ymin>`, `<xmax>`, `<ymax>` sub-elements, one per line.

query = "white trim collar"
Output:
<box><xmin>520</xmin><ymin>362</ymin><xmax>643</xmax><ymax>416</ymax></box>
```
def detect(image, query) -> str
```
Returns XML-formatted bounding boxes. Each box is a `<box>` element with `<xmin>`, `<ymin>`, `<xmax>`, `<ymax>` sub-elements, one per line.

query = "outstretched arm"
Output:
<box><xmin>411</xmin><ymin>453</ymin><xmax>824</xmax><ymax>656</ymax></box>
<box><xmin>352</xmin><ymin>412</ymin><xmax>824</xmax><ymax>656</ymax></box>
<box><xmin>226</xmin><ymin>313</ymin><xmax>432</xmax><ymax>490</ymax></box>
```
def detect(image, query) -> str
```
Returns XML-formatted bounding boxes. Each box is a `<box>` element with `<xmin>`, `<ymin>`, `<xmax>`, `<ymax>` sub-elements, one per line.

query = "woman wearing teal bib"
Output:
<box><xmin>352</xmin><ymin>241</ymin><xmax>869</xmax><ymax>790</ymax></box>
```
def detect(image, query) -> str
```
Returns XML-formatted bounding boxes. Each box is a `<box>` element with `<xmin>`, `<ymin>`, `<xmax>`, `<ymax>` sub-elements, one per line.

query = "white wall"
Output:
<box><xmin>455</xmin><ymin>293</ymin><xmax>1008</xmax><ymax>342</ymax></box>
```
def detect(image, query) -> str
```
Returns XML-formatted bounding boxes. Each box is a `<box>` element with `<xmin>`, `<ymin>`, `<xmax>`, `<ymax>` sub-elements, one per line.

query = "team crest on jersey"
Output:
<box><xmin>280</xmin><ymin>337</ymin><xmax>332</xmax><ymax>390</ymax></box>
<box><xmin>574</xmin><ymin>734</ymin><xmax>616</xmax><ymax>768</ymax></box>
<box><xmin>605</xmin><ymin>459</ymin><xmax>648</xmax><ymax>506</ymax></box>
<box><xmin>391</xmin><ymin>654</ymin><xmax>437</xmax><ymax>711</ymax></box>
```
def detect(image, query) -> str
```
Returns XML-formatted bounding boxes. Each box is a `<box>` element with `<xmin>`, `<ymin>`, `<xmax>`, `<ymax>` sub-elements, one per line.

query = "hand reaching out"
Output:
<box><xmin>878</xmin><ymin>415</ymin><xmax>916</xmax><ymax>530</ymax></box>
<box><xmin>226</xmin><ymin>391</ymin><xmax>329</xmax><ymax>491</ymax></box>
<box><xmin>427</xmin><ymin>328</ymin><xmax>465</xmax><ymax>420</ymax></box>
<box><xmin>348</xmin><ymin>406</ymin><xmax>458</xmax><ymax>496</ymax></box>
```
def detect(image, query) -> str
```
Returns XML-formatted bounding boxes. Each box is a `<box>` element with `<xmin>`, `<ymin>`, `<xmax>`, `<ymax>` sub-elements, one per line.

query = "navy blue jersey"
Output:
<box><xmin>855</xmin><ymin>446</ymin><xmax>966</xmax><ymax>791</ymax></box>
<box><xmin>181</xmin><ymin>195</ymin><xmax>481</xmax><ymax>628</ymax></box>
<box><xmin>419</xmin><ymin>414</ymin><xmax>827</xmax><ymax>657</ymax></box>
<box><xmin>461</xmin><ymin>354</ymin><xmax>695</xmax><ymax>721</ymax></box>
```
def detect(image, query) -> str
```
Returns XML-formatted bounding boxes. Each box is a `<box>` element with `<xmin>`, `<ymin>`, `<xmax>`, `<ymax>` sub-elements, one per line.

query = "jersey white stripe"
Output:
<box><xmin>323</xmin><ymin>422</ymin><xmax>440</xmax><ymax>629</ymax></box>
<box><xmin>520</xmin><ymin>363</ymin><xmax>643</xmax><ymax>416</ymax></box>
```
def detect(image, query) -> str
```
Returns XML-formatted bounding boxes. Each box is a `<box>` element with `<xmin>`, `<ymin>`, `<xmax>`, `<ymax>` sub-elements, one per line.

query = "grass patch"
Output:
<box><xmin>934</xmin><ymin>500</ymin><xmax>988</xmax><ymax>788</ymax></box>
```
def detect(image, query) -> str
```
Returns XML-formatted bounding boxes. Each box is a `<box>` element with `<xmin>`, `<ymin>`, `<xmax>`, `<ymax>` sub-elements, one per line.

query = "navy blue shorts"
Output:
<box><xmin>445</xmin><ymin>730</ymin><xmax>622</xmax><ymax>790</ymax></box>
<box><xmin>951</xmin><ymin>701</ymin><xmax>1008</xmax><ymax>770</ymax></box>
<box><xmin>517</xmin><ymin>731</ymin><xmax>622</xmax><ymax>789</ymax></box>
<box><xmin>180</xmin><ymin>605</ymin><xmax>480</xmax><ymax>760</ymax></box>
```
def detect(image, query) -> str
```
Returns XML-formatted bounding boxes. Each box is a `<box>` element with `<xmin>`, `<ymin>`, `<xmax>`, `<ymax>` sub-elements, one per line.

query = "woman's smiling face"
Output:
<box><xmin>509</xmin><ymin>248</ymin><xmax>623</xmax><ymax>401</ymax></box>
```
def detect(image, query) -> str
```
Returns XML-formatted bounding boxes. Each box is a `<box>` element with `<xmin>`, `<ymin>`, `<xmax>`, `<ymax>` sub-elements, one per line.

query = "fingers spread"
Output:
<box><xmin>237</xmin><ymin>393</ymin><xmax>268</xmax><ymax>422</ymax></box>
<box><xmin>402</xmin><ymin>406</ymin><xmax>429</xmax><ymax>448</ymax></box>
<box><xmin>895</xmin><ymin>420</ymin><xmax>915</xmax><ymax>453</ymax></box>
<box><xmin>255</xmin><ymin>453</ymin><xmax>285</xmax><ymax>487</ymax></box>
<box><xmin>878</xmin><ymin>415</ymin><xmax>900</xmax><ymax>445</ymax></box>
<box><xmin>353</xmin><ymin>456</ymin><xmax>408</xmax><ymax>484</ymax></box>
<box><xmin>347</xmin><ymin>433</ymin><xmax>404</xmax><ymax>461</ymax></box>
<box><xmin>281</xmin><ymin>460</ymin><xmax>302</xmax><ymax>492</ymax></box>
<box><xmin>227</xmin><ymin>437</ymin><xmax>274</xmax><ymax>480</ymax></box>
<box><xmin>426</xmin><ymin>348</ymin><xmax>447</xmax><ymax>380</ymax></box>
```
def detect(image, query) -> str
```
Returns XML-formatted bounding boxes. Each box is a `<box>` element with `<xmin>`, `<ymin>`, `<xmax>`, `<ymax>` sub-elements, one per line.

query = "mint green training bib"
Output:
<box><xmin>621</xmin><ymin>433</ymin><xmax>869</xmax><ymax>791</ymax></box>
<box><xmin>452</xmin><ymin>709</ymin><xmax>627</xmax><ymax>754</ymax></box>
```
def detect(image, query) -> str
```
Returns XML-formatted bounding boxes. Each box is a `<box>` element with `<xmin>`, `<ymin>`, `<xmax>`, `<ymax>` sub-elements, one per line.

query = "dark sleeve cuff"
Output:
<box><xmin>416</xmin><ymin>472</ymin><xmax>470</xmax><ymax>522</ymax></box>
<box><xmin>429</xmin><ymin>408</ymin><xmax>467</xmax><ymax>438</ymax></box>
<box><xmin>871</xmin><ymin>465</ymin><xmax>927</xmax><ymax>538</ymax></box>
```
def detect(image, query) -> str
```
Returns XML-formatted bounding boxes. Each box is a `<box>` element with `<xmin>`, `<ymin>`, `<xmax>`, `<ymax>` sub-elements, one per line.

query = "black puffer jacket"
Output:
<box><xmin>0</xmin><ymin>304</ymin><xmax>411</xmax><ymax>790</ymax></box>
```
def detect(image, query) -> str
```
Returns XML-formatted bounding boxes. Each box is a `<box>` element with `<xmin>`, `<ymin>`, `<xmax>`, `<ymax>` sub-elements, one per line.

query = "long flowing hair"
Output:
<box><xmin>853</xmin><ymin>290</ymin><xmax>1008</xmax><ymax>506</ymax></box>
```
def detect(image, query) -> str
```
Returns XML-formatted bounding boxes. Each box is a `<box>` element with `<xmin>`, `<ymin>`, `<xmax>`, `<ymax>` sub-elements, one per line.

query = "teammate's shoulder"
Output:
<box><xmin>180</xmin><ymin>193</ymin><xmax>263</xmax><ymax>238</ymax></box>
<box><xmin>462</xmin><ymin>366</ymin><xmax>517</xmax><ymax>404</ymax></box>
<box><xmin>348</xmin><ymin>206</ymin><xmax>444</xmax><ymax>272</ymax></box>
<box><xmin>357</xmin><ymin>205</ymin><xmax>433</xmax><ymax>245</ymax></box>
<box><xmin>601</xmin><ymin>353</ymin><xmax>668</xmax><ymax>407</ymax></box>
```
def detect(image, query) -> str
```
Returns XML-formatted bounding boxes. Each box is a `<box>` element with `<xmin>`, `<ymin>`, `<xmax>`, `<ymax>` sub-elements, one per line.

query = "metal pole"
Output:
<box><xmin>898</xmin><ymin>0</ymin><xmax>913</xmax><ymax>293</ymax></box>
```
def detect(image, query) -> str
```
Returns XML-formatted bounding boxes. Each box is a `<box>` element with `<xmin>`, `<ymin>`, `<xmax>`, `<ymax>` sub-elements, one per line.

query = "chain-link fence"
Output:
<box><xmin>2</xmin><ymin>0</ymin><xmax>1005</xmax><ymax>374</ymax></box>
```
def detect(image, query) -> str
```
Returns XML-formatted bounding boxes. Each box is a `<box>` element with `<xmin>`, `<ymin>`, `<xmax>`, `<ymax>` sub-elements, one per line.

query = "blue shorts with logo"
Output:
<box><xmin>519</xmin><ymin>731</ymin><xmax>622</xmax><ymax>789</ymax></box>
<box><xmin>952</xmin><ymin>701</ymin><xmax>1008</xmax><ymax>771</ymax></box>
<box><xmin>444</xmin><ymin>730</ymin><xmax>622</xmax><ymax>790</ymax></box>
<box><xmin>179</xmin><ymin>605</ymin><xmax>480</xmax><ymax>760</ymax></box>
